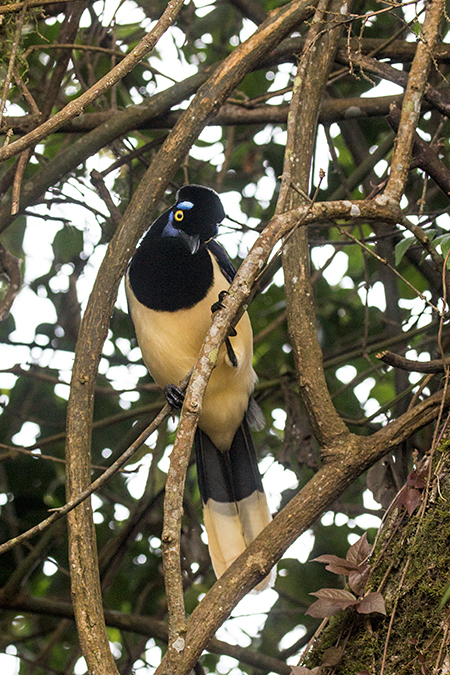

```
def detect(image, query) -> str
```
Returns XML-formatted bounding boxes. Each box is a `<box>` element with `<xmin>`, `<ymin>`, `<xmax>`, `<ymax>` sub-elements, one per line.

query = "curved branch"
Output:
<box><xmin>63</xmin><ymin>2</ymin><xmax>319</xmax><ymax>672</ymax></box>
<box><xmin>384</xmin><ymin>0</ymin><xmax>446</xmax><ymax>202</ymax></box>
<box><xmin>377</xmin><ymin>350</ymin><xmax>450</xmax><ymax>373</ymax></box>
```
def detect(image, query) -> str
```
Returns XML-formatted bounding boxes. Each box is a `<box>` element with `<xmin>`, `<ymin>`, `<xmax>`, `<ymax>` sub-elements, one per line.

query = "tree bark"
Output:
<box><xmin>304</xmin><ymin>436</ymin><xmax>450</xmax><ymax>674</ymax></box>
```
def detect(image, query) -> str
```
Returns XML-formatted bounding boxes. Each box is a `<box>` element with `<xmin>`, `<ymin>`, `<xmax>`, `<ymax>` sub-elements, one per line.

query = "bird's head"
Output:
<box><xmin>161</xmin><ymin>185</ymin><xmax>226</xmax><ymax>254</ymax></box>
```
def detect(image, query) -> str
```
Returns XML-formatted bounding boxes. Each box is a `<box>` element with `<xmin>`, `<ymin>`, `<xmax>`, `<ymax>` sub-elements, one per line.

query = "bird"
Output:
<box><xmin>126</xmin><ymin>184</ymin><xmax>274</xmax><ymax>588</ymax></box>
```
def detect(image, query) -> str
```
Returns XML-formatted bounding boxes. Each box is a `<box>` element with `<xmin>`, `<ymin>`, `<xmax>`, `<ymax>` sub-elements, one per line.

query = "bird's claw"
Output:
<box><xmin>211</xmin><ymin>291</ymin><xmax>237</xmax><ymax>336</ymax></box>
<box><xmin>211</xmin><ymin>291</ymin><xmax>238</xmax><ymax>367</ymax></box>
<box><xmin>211</xmin><ymin>290</ymin><xmax>230</xmax><ymax>314</ymax></box>
<box><xmin>164</xmin><ymin>384</ymin><xmax>185</xmax><ymax>409</ymax></box>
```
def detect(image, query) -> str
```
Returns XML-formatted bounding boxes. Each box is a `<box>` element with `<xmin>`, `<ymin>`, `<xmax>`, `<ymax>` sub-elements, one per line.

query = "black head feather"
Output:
<box><xmin>128</xmin><ymin>185</ymin><xmax>226</xmax><ymax>312</ymax></box>
<box><xmin>172</xmin><ymin>184</ymin><xmax>225</xmax><ymax>241</ymax></box>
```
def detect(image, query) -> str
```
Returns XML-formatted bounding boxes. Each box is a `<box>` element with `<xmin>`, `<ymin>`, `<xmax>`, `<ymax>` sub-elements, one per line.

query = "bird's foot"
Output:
<box><xmin>164</xmin><ymin>384</ymin><xmax>185</xmax><ymax>409</ymax></box>
<box><xmin>211</xmin><ymin>291</ymin><xmax>237</xmax><ymax>336</ymax></box>
<box><xmin>211</xmin><ymin>291</ymin><xmax>238</xmax><ymax>368</ymax></box>
<box><xmin>211</xmin><ymin>290</ymin><xmax>230</xmax><ymax>314</ymax></box>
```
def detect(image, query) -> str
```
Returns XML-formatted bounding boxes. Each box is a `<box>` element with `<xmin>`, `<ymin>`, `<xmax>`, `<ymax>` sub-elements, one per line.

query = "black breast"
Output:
<box><xmin>128</xmin><ymin>235</ymin><xmax>214</xmax><ymax>312</ymax></box>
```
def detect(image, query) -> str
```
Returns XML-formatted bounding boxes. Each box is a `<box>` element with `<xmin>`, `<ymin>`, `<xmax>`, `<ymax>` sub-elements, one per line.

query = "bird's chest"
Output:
<box><xmin>128</xmin><ymin>242</ymin><xmax>214</xmax><ymax>312</ymax></box>
<box><xmin>126</xmin><ymin>257</ymin><xmax>229</xmax><ymax>388</ymax></box>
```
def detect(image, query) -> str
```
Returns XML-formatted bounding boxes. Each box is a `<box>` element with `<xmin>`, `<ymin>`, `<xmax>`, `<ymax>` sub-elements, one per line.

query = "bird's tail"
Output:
<box><xmin>195</xmin><ymin>418</ymin><xmax>275</xmax><ymax>590</ymax></box>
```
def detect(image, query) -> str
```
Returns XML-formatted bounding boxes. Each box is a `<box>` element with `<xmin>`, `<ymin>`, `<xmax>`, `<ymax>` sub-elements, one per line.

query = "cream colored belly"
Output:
<box><xmin>126</xmin><ymin>258</ymin><xmax>255</xmax><ymax>451</ymax></box>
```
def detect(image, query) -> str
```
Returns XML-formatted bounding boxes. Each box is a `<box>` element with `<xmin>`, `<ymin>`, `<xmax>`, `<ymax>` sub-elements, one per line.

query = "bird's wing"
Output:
<box><xmin>207</xmin><ymin>239</ymin><xmax>236</xmax><ymax>283</ymax></box>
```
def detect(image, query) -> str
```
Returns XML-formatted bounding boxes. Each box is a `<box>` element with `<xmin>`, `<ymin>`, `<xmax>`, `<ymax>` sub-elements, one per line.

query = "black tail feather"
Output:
<box><xmin>194</xmin><ymin>418</ymin><xmax>274</xmax><ymax>588</ymax></box>
<box><xmin>195</xmin><ymin>416</ymin><xmax>264</xmax><ymax>505</ymax></box>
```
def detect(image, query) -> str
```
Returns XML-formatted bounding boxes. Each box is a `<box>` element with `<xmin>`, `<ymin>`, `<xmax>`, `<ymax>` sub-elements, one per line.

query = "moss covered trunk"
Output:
<box><xmin>305</xmin><ymin>440</ymin><xmax>450</xmax><ymax>674</ymax></box>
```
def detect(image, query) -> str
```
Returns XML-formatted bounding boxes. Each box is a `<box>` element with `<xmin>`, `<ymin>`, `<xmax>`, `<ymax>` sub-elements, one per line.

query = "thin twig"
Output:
<box><xmin>0</xmin><ymin>442</ymin><xmax>122</xmax><ymax>472</ymax></box>
<box><xmin>0</xmin><ymin>1</ymin><xmax>29</xmax><ymax>127</ymax></box>
<box><xmin>0</xmin><ymin>0</ymin><xmax>187</xmax><ymax>163</ymax></box>
<box><xmin>0</xmin><ymin>403</ymin><xmax>171</xmax><ymax>557</ymax></box>
<box><xmin>11</xmin><ymin>149</ymin><xmax>31</xmax><ymax>215</ymax></box>
<box><xmin>12</xmin><ymin>65</ymin><xmax>41</xmax><ymax>119</ymax></box>
<box><xmin>336</xmin><ymin>225</ymin><xmax>441</xmax><ymax>314</ymax></box>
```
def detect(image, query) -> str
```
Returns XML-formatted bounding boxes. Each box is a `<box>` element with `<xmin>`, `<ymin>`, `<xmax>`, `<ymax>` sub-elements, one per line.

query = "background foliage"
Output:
<box><xmin>0</xmin><ymin>0</ymin><xmax>449</xmax><ymax>673</ymax></box>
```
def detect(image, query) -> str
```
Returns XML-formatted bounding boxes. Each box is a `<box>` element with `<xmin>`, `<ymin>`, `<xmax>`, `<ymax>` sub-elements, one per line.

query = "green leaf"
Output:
<box><xmin>394</xmin><ymin>236</ymin><xmax>415</xmax><ymax>266</ymax></box>
<box><xmin>52</xmin><ymin>226</ymin><xmax>84</xmax><ymax>264</ymax></box>
<box><xmin>434</xmin><ymin>233</ymin><xmax>450</xmax><ymax>265</ymax></box>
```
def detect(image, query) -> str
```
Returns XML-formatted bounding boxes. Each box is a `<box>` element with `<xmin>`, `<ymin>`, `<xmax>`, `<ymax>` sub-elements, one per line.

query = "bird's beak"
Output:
<box><xmin>178</xmin><ymin>230</ymin><xmax>200</xmax><ymax>255</ymax></box>
<box><xmin>162</xmin><ymin>219</ymin><xmax>200</xmax><ymax>255</ymax></box>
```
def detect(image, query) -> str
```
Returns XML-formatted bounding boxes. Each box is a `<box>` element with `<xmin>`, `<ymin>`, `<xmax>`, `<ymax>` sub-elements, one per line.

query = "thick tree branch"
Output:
<box><xmin>0</xmin><ymin>593</ymin><xmax>291</xmax><ymax>674</ymax></box>
<box><xmin>279</xmin><ymin>0</ymin><xmax>349</xmax><ymax>447</ymax></box>
<box><xmin>1</xmin><ymin>93</ymin><xmax>406</xmax><ymax>134</ymax></box>
<box><xmin>63</xmin><ymin>2</ymin><xmax>318</xmax><ymax>672</ymax></box>
<box><xmin>384</xmin><ymin>0</ymin><xmax>446</xmax><ymax>202</ymax></box>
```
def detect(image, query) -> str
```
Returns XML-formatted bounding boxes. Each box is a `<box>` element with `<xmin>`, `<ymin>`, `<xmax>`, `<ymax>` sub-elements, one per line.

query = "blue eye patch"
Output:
<box><xmin>176</xmin><ymin>201</ymin><xmax>194</xmax><ymax>211</ymax></box>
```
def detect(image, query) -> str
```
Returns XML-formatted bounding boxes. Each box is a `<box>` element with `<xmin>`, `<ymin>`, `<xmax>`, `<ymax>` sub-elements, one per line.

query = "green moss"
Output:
<box><xmin>304</xmin><ymin>446</ymin><xmax>450</xmax><ymax>673</ymax></box>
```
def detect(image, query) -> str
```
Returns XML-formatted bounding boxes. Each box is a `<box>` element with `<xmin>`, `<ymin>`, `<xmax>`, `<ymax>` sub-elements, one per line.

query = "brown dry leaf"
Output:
<box><xmin>356</xmin><ymin>591</ymin><xmax>386</xmax><ymax>615</ymax></box>
<box><xmin>347</xmin><ymin>532</ymin><xmax>371</xmax><ymax>566</ymax></box>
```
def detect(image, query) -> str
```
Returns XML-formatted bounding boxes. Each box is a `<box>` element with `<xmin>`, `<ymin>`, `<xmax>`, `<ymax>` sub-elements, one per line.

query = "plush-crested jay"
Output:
<box><xmin>126</xmin><ymin>184</ymin><xmax>273</xmax><ymax>587</ymax></box>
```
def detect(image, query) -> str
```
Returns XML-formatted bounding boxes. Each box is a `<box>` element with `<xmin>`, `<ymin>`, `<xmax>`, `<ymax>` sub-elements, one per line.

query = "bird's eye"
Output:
<box><xmin>174</xmin><ymin>210</ymin><xmax>184</xmax><ymax>222</ymax></box>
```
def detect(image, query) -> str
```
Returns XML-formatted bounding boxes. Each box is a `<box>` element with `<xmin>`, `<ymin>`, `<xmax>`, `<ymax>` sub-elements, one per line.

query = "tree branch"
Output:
<box><xmin>0</xmin><ymin>242</ymin><xmax>21</xmax><ymax>322</ymax></box>
<box><xmin>279</xmin><ymin>0</ymin><xmax>349</xmax><ymax>447</ymax></box>
<box><xmin>0</xmin><ymin>0</ymin><xmax>187</xmax><ymax>163</ymax></box>
<box><xmin>377</xmin><ymin>350</ymin><xmax>450</xmax><ymax>373</ymax></box>
<box><xmin>0</xmin><ymin>0</ymin><xmax>73</xmax><ymax>15</ymax></box>
<box><xmin>335</xmin><ymin>47</ymin><xmax>450</xmax><ymax>119</ymax></box>
<box><xmin>383</xmin><ymin>0</ymin><xmax>446</xmax><ymax>202</ymax></box>
<box><xmin>161</xmin><ymin>380</ymin><xmax>450</xmax><ymax>675</ymax></box>
<box><xmin>0</xmin><ymin>593</ymin><xmax>291</xmax><ymax>674</ymax></box>
<box><xmin>387</xmin><ymin>103</ymin><xmax>450</xmax><ymax>200</ymax></box>
<box><xmin>0</xmin><ymin>405</ymin><xmax>169</xmax><ymax>557</ymax></box>
<box><xmin>0</xmin><ymin>69</ymin><xmax>211</xmax><ymax>233</ymax></box>
<box><xmin>1</xmin><ymin>93</ymin><xmax>406</xmax><ymax>134</ymax></box>
<box><xmin>155</xmin><ymin>191</ymin><xmax>405</xmax><ymax>675</ymax></box>
<box><xmin>63</xmin><ymin>2</ymin><xmax>319</xmax><ymax>672</ymax></box>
